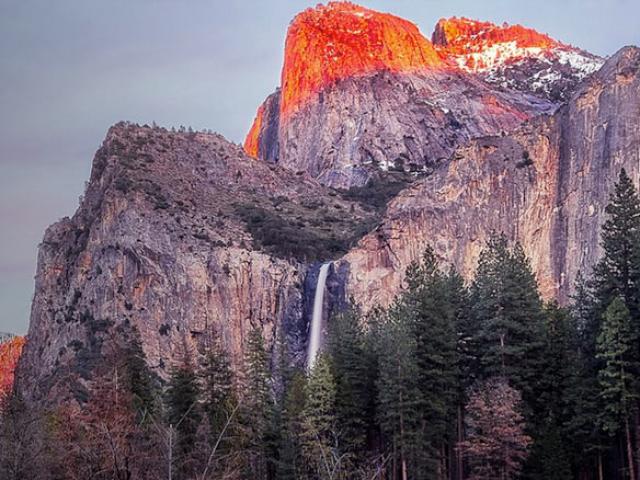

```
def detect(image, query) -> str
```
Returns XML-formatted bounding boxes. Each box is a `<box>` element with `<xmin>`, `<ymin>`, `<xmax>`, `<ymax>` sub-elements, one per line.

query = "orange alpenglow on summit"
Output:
<box><xmin>244</xmin><ymin>1</ymin><xmax>445</xmax><ymax>156</ymax></box>
<box><xmin>280</xmin><ymin>2</ymin><xmax>444</xmax><ymax>117</ymax></box>
<box><xmin>244</xmin><ymin>103</ymin><xmax>264</xmax><ymax>159</ymax></box>
<box><xmin>0</xmin><ymin>336</ymin><xmax>25</xmax><ymax>399</ymax></box>
<box><xmin>281</xmin><ymin>1</ymin><xmax>443</xmax><ymax>118</ymax></box>
<box><xmin>432</xmin><ymin>17</ymin><xmax>564</xmax><ymax>71</ymax></box>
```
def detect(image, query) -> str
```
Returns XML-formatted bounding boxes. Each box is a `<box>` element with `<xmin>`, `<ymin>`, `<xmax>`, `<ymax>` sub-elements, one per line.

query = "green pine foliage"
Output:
<box><xmin>239</xmin><ymin>326</ymin><xmax>275</xmax><ymax>480</ymax></box>
<box><xmin>199</xmin><ymin>330</ymin><xmax>237</xmax><ymax>459</ymax></box>
<box><xmin>121</xmin><ymin>327</ymin><xmax>157</xmax><ymax>420</ymax></box>
<box><xmin>405</xmin><ymin>247</ymin><xmax>459</xmax><ymax>474</ymax></box>
<box><xmin>596</xmin><ymin>297</ymin><xmax>638</xmax><ymax>436</ymax></box>
<box><xmin>376</xmin><ymin>301</ymin><xmax>424</xmax><ymax>477</ymax></box>
<box><xmin>593</xmin><ymin>169</ymin><xmax>640</xmax><ymax>317</ymax></box>
<box><xmin>328</xmin><ymin>305</ymin><xmax>374</xmax><ymax>464</ymax></box>
<box><xmin>165</xmin><ymin>360</ymin><xmax>201</xmax><ymax>479</ymax></box>
<box><xmin>301</xmin><ymin>353</ymin><xmax>339</xmax><ymax>479</ymax></box>
<box><xmin>470</xmin><ymin>235</ymin><xmax>546</xmax><ymax>413</ymax></box>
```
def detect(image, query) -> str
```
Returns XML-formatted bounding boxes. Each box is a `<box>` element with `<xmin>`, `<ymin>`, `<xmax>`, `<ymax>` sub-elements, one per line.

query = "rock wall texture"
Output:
<box><xmin>16</xmin><ymin>124</ymin><xmax>372</xmax><ymax>405</ymax></box>
<box><xmin>0</xmin><ymin>336</ymin><xmax>25</xmax><ymax>400</ymax></box>
<box><xmin>340</xmin><ymin>46</ymin><xmax>640</xmax><ymax>309</ymax></box>
<box><xmin>249</xmin><ymin>68</ymin><xmax>554</xmax><ymax>188</ymax></box>
<box><xmin>245</xmin><ymin>2</ymin><xmax>602</xmax><ymax>189</ymax></box>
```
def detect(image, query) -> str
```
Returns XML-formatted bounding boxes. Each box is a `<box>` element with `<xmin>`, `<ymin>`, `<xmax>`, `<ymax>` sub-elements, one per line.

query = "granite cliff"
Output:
<box><xmin>13</xmin><ymin>3</ymin><xmax>640</xmax><ymax>406</ymax></box>
<box><xmin>340</xmin><ymin>46</ymin><xmax>640</xmax><ymax>309</ymax></box>
<box><xmin>16</xmin><ymin>124</ymin><xmax>374</xmax><ymax>405</ymax></box>
<box><xmin>245</xmin><ymin>2</ymin><xmax>602</xmax><ymax>189</ymax></box>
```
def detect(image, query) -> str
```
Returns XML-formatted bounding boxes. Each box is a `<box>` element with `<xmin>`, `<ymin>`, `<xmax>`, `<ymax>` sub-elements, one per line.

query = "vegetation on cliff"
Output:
<box><xmin>4</xmin><ymin>170</ymin><xmax>640</xmax><ymax>479</ymax></box>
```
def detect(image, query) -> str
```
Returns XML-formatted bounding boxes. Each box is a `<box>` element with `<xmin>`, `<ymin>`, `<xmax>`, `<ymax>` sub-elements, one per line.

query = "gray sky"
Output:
<box><xmin>1</xmin><ymin>0</ymin><xmax>639</xmax><ymax>334</ymax></box>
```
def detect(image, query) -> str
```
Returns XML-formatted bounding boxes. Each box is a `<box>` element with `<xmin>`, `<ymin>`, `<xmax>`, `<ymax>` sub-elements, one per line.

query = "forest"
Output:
<box><xmin>2</xmin><ymin>169</ymin><xmax>640</xmax><ymax>480</ymax></box>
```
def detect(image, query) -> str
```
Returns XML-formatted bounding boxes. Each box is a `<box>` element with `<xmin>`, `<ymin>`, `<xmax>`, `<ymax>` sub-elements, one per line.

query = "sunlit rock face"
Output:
<box><xmin>245</xmin><ymin>2</ymin><xmax>558</xmax><ymax>188</ymax></box>
<box><xmin>279</xmin><ymin>1</ymin><xmax>445</xmax><ymax>119</ymax></box>
<box><xmin>0</xmin><ymin>335</ymin><xmax>25</xmax><ymax>400</ymax></box>
<box><xmin>432</xmin><ymin>17</ymin><xmax>604</xmax><ymax>101</ymax></box>
<box><xmin>341</xmin><ymin>47</ymin><xmax>640</xmax><ymax>310</ymax></box>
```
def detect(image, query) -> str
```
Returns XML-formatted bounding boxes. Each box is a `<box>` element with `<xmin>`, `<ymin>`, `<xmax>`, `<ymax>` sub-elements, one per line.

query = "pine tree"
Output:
<box><xmin>470</xmin><ymin>235</ymin><xmax>545</xmax><ymax>414</ymax></box>
<box><xmin>593</xmin><ymin>168</ymin><xmax>640</xmax><ymax>318</ymax></box>
<box><xmin>405</xmin><ymin>247</ymin><xmax>459</xmax><ymax>476</ymax></box>
<box><xmin>165</xmin><ymin>361</ymin><xmax>201</xmax><ymax>479</ymax></box>
<box><xmin>328</xmin><ymin>305</ymin><xmax>372</xmax><ymax>464</ymax></box>
<box><xmin>565</xmin><ymin>273</ymin><xmax>609</xmax><ymax>477</ymax></box>
<box><xmin>376</xmin><ymin>302</ymin><xmax>424</xmax><ymax>480</ymax></box>
<box><xmin>120</xmin><ymin>326</ymin><xmax>157</xmax><ymax>420</ymax></box>
<box><xmin>525</xmin><ymin>303</ymin><xmax>574</xmax><ymax>479</ymax></box>
<box><xmin>240</xmin><ymin>326</ymin><xmax>273</xmax><ymax>480</ymax></box>
<box><xmin>596</xmin><ymin>297</ymin><xmax>638</xmax><ymax>479</ymax></box>
<box><xmin>301</xmin><ymin>353</ymin><xmax>339</xmax><ymax>480</ymax></box>
<box><xmin>277</xmin><ymin>368</ymin><xmax>307</xmax><ymax>480</ymax></box>
<box><xmin>199</xmin><ymin>330</ymin><xmax>237</xmax><ymax>462</ymax></box>
<box><xmin>526</xmin><ymin>421</ymin><xmax>572</xmax><ymax>480</ymax></box>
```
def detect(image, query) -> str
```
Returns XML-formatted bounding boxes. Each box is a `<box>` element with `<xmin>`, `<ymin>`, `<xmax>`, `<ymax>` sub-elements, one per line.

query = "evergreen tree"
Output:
<box><xmin>240</xmin><ymin>326</ymin><xmax>274</xmax><ymax>480</ymax></box>
<box><xmin>565</xmin><ymin>273</ymin><xmax>608</xmax><ymax>476</ymax></box>
<box><xmin>525</xmin><ymin>304</ymin><xmax>574</xmax><ymax>479</ymax></box>
<box><xmin>301</xmin><ymin>354</ymin><xmax>340</xmax><ymax>480</ymax></box>
<box><xmin>120</xmin><ymin>327</ymin><xmax>157</xmax><ymax>420</ymax></box>
<box><xmin>593</xmin><ymin>169</ymin><xmax>640</xmax><ymax>318</ymax></box>
<box><xmin>328</xmin><ymin>305</ymin><xmax>372</xmax><ymax>464</ymax></box>
<box><xmin>376</xmin><ymin>302</ymin><xmax>423</xmax><ymax>480</ymax></box>
<box><xmin>199</xmin><ymin>330</ymin><xmax>236</xmax><ymax>458</ymax></box>
<box><xmin>596</xmin><ymin>297</ymin><xmax>638</xmax><ymax>479</ymax></box>
<box><xmin>470</xmin><ymin>235</ymin><xmax>545</xmax><ymax>414</ymax></box>
<box><xmin>277</xmin><ymin>368</ymin><xmax>307</xmax><ymax>480</ymax></box>
<box><xmin>404</xmin><ymin>247</ymin><xmax>459</xmax><ymax>476</ymax></box>
<box><xmin>165</xmin><ymin>361</ymin><xmax>201</xmax><ymax>479</ymax></box>
<box><xmin>527</xmin><ymin>421</ymin><xmax>572</xmax><ymax>480</ymax></box>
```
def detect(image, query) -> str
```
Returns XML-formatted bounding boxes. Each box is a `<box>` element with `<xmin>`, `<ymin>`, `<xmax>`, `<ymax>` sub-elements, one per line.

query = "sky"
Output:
<box><xmin>1</xmin><ymin>0</ymin><xmax>639</xmax><ymax>334</ymax></box>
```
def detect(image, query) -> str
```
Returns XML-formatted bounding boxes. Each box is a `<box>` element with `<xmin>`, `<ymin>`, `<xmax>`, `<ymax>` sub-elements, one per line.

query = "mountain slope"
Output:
<box><xmin>340</xmin><ymin>46</ymin><xmax>640</xmax><ymax>309</ymax></box>
<box><xmin>245</xmin><ymin>2</ymin><xmax>559</xmax><ymax>188</ymax></box>
<box><xmin>17</xmin><ymin>123</ymin><xmax>374</xmax><ymax>405</ymax></box>
<box><xmin>432</xmin><ymin>17</ymin><xmax>604</xmax><ymax>101</ymax></box>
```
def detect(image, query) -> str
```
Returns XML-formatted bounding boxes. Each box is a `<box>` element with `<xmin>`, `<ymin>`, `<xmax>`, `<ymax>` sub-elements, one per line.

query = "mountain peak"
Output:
<box><xmin>279</xmin><ymin>1</ymin><xmax>444</xmax><ymax>119</ymax></box>
<box><xmin>432</xmin><ymin>16</ymin><xmax>603</xmax><ymax>99</ymax></box>
<box><xmin>432</xmin><ymin>17</ymin><xmax>561</xmax><ymax>55</ymax></box>
<box><xmin>432</xmin><ymin>16</ymin><xmax>601</xmax><ymax>73</ymax></box>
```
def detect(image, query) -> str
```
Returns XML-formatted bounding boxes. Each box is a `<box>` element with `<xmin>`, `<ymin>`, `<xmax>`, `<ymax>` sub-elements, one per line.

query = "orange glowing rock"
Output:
<box><xmin>0</xmin><ymin>336</ymin><xmax>25</xmax><ymax>399</ymax></box>
<box><xmin>244</xmin><ymin>103</ymin><xmax>264</xmax><ymax>158</ymax></box>
<box><xmin>432</xmin><ymin>17</ymin><xmax>563</xmax><ymax>71</ymax></box>
<box><xmin>279</xmin><ymin>1</ymin><xmax>445</xmax><ymax>119</ymax></box>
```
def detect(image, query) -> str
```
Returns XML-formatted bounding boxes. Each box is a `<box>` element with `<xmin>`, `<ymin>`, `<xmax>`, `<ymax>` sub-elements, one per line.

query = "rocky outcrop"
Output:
<box><xmin>244</xmin><ymin>2</ymin><xmax>602</xmax><ymax>189</ymax></box>
<box><xmin>432</xmin><ymin>17</ymin><xmax>604</xmax><ymax>102</ymax></box>
<box><xmin>340</xmin><ymin>46</ymin><xmax>640</xmax><ymax>309</ymax></box>
<box><xmin>17</xmin><ymin>123</ymin><xmax>374</xmax><ymax>406</ymax></box>
<box><xmin>15</xmin><ymin>3</ymin><xmax>638</xmax><ymax>410</ymax></box>
<box><xmin>0</xmin><ymin>335</ymin><xmax>25</xmax><ymax>400</ymax></box>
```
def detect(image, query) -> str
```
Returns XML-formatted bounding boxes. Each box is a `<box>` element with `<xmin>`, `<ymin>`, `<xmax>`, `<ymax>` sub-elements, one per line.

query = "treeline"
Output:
<box><xmin>3</xmin><ymin>169</ymin><xmax>640</xmax><ymax>480</ymax></box>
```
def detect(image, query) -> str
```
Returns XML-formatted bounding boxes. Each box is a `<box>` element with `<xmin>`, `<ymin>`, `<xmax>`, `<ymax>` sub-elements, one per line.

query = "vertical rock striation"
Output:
<box><xmin>340</xmin><ymin>46</ymin><xmax>640</xmax><ymax>308</ymax></box>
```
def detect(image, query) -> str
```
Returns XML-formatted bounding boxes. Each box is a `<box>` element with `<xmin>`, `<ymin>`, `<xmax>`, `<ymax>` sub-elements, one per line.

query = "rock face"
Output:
<box><xmin>340</xmin><ymin>46</ymin><xmax>640</xmax><ymax>309</ymax></box>
<box><xmin>0</xmin><ymin>335</ymin><xmax>25</xmax><ymax>400</ymax></box>
<box><xmin>432</xmin><ymin>17</ymin><xmax>604</xmax><ymax>102</ymax></box>
<box><xmin>245</xmin><ymin>2</ymin><xmax>601</xmax><ymax>189</ymax></box>
<box><xmin>15</xmin><ymin>2</ymin><xmax>639</xmax><ymax>409</ymax></box>
<box><xmin>17</xmin><ymin>123</ymin><xmax>373</xmax><ymax>405</ymax></box>
<box><xmin>279</xmin><ymin>1</ymin><xmax>444</xmax><ymax>120</ymax></box>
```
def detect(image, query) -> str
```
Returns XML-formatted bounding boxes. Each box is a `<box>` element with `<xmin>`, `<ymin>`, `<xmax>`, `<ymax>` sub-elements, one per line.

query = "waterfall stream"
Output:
<box><xmin>306</xmin><ymin>263</ymin><xmax>331</xmax><ymax>370</ymax></box>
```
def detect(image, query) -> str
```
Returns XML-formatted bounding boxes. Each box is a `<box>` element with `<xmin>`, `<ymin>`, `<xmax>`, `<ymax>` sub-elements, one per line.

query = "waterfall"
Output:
<box><xmin>307</xmin><ymin>263</ymin><xmax>331</xmax><ymax>370</ymax></box>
